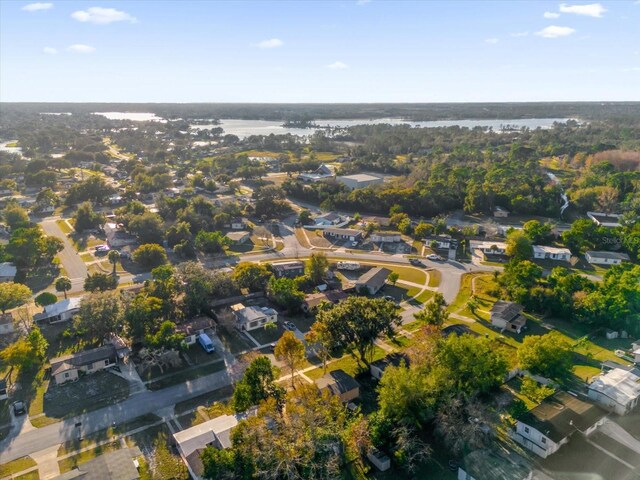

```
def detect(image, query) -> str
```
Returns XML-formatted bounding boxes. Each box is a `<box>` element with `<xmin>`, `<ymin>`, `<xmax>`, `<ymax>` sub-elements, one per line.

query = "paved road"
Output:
<box><xmin>40</xmin><ymin>219</ymin><xmax>87</xmax><ymax>282</ymax></box>
<box><xmin>0</xmin><ymin>367</ymin><xmax>233</xmax><ymax>463</ymax></box>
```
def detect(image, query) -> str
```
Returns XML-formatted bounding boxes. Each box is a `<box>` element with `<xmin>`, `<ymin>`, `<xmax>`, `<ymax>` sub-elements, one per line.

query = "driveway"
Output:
<box><xmin>40</xmin><ymin>219</ymin><xmax>87</xmax><ymax>282</ymax></box>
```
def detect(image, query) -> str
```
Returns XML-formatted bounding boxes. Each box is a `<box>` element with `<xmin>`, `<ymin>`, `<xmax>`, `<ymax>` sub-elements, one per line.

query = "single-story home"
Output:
<box><xmin>633</xmin><ymin>341</ymin><xmax>640</xmax><ymax>364</ymax></box>
<box><xmin>298</xmin><ymin>164</ymin><xmax>335</xmax><ymax>183</ymax></box>
<box><xmin>370</xmin><ymin>232</ymin><xmax>402</xmax><ymax>243</ymax></box>
<box><xmin>176</xmin><ymin>317</ymin><xmax>216</xmax><ymax>346</ymax></box>
<box><xmin>313</xmin><ymin>212</ymin><xmax>347</xmax><ymax>227</ymax></box>
<box><xmin>0</xmin><ymin>262</ymin><xmax>17</xmax><ymax>282</ymax></box>
<box><xmin>458</xmin><ymin>449</ymin><xmax>537</xmax><ymax>480</ymax></box>
<box><xmin>474</xmin><ymin>241</ymin><xmax>508</xmax><ymax>258</ymax></box>
<box><xmin>513</xmin><ymin>391</ymin><xmax>607</xmax><ymax>459</ymax></box>
<box><xmin>588</xmin><ymin>368</ymin><xmax>640</xmax><ymax>416</ymax></box>
<box><xmin>587</xmin><ymin>211</ymin><xmax>622</xmax><ymax>228</ymax></box>
<box><xmin>315</xmin><ymin>369</ymin><xmax>360</xmax><ymax>403</ymax></box>
<box><xmin>302</xmin><ymin>290</ymin><xmax>347</xmax><ymax>312</ymax></box>
<box><xmin>0</xmin><ymin>313</ymin><xmax>14</xmax><ymax>335</ymax></box>
<box><xmin>34</xmin><ymin>296</ymin><xmax>83</xmax><ymax>324</ymax></box>
<box><xmin>0</xmin><ymin>379</ymin><xmax>7</xmax><ymax>400</ymax></box>
<box><xmin>104</xmin><ymin>223</ymin><xmax>138</xmax><ymax>248</ymax></box>
<box><xmin>532</xmin><ymin>245</ymin><xmax>571</xmax><ymax>262</ymax></box>
<box><xmin>355</xmin><ymin>267</ymin><xmax>390</xmax><ymax>295</ymax></box>
<box><xmin>493</xmin><ymin>206</ymin><xmax>510</xmax><ymax>218</ymax></box>
<box><xmin>50</xmin><ymin>344</ymin><xmax>118</xmax><ymax>384</ymax></box>
<box><xmin>51</xmin><ymin>447</ymin><xmax>142</xmax><ymax>480</ymax></box>
<box><xmin>271</xmin><ymin>260</ymin><xmax>305</xmax><ymax>279</ymax></box>
<box><xmin>490</xmin><ymin>301</ymin><xmax>526</xmax><ymax>334</ymax></box>
<box><xmin>425</xmin><ymin>235</ymin><xmax>453</xmax><ymax>249</ymax></box>
<box><xmin>370</xmin><ymin>353</ymin><xmax>409</xmax><ymax>380</ymax></box>
<box><xmin>229</xmin><ymin>217</ymin><xmax>247</xmax><ymax>230</ymax></box>
<box><xmin>336</xmin><ymin>173</ymin><xmax>383</xmax><ymax>190</ymax></box>
<box><xmin>173</xmin><ymin>410</ymin><xmax>255</xmax><ymax>480</ymax></box>
<box><xmin>231</xmin><ymin>303</ymin><xmax>278</xmax><ymax>331</ymax></box>
<box><xmin>585</xmin><ymin>251</ymin><xmax>630</xmax><ymax>266</ymax></box>
<box><xmin>225</xmin><ymin>231</ymin><xmax>251</xmax><ymax>245</ymax></box>
<box><xmin>323</xmin><ymin>227</ymin><xmax>364</xmax><ymax>243</ymax></box>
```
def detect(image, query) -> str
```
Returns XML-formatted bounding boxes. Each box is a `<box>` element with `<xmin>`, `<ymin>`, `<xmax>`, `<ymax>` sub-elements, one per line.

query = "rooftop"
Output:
<box><xmin>315</xmin><ymin>369</ymin><xmax>360</xmax><ymax>395</ymax></box>
<box><xmin>173</xmin><ymin>411</ymin><xmax>255</xmax><ymax>457</ymax></box>
<box><xmin>42</xmin><ymin>297</ymin><xmax>83</xmax><ymax>318</ymax></box>
<box><xmin>52</xmin><ymin>447</ymin><xmax>141</xmax><ymax>480</ymax></box>
<box><xmin>338</xmin><ymin>173</ymin><xmax>382</xmax><ymax>182</ymax></box>
<box><xmin>585</xmin><ymin>250</ymin><xmax>630</xmax><ymax>261</ymax></box>
<box><xmin>0</xmin><ymin>262</ymin><xmax>17</xmax><ymax>277</ymax></box>
<box><xmin>589</xmin><ymin>368</ymin><xmax>640</xmax><ymax>407</ymax></box>
<box><xmin>491</xmin><ymin>301</ymin><xmax>524</xmax><ymax>322</ymax></box>
<box><xmin>356</xmin><ymin>267</ymin><xmax>390</xmax><ymax>288</ymax></box>
<box><xmin>50</xmin><ymin>344</ymin><xmax>117</xmax><ymax>376</ymax></box>
<box><xmin>533</xmin><ymin>245</ymin><xmax>571</xmax><ymax>255</ymax></box>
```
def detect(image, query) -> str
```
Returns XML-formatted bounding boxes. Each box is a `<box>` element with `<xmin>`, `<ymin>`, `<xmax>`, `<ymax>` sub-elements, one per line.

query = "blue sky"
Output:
<box><xmin>1</xmin><ymin>1</ymin><xmax>639</xmax><ymax>102</ymax></box>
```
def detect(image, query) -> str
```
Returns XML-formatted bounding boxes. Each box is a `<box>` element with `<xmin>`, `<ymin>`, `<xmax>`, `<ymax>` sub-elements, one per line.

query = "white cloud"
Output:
<box><xmin>510</xmin><ymin>31</ymin><xmax>529</xmax><ymax>37</ymax></box>
<box><xmin>43</xmin><ymin>47</ymin><xmax>57</xmax><ymax>54</ymax></box>
<box><xmin>67</xmin><ymin>44</ymin><xmax>96</xmax><ymax>53</ymax></box>
<box><xmin>253</xmin><ymin>38</ymin><xmax>284</xmax><ymax>48</ymax></box>
<box><xmin>327</xmin><ymin>61</ymin><xmax>348</xmax><ymax>70</ymax></box>
<box><xmin>22</xmin><ymin>2</ymin><xmax>53</xmax><ymax>12</ymax></box>
<box><xmin>485</xmin><ymin>38</ymin><xmax>499</xmax><ymax>44</ymax></box>
<box><xmin>544</xmin><ymin>11</ymin><xmax>561</xmax><ymax>18</ymax></box>
<box><xmin>71</xmin><ymin>7</ymin><xmax>137</xmax><ymax>24</ymax></box>
<box><xmin>535</xmin><ymin>25</ymin><xmax>576</xmax><ymax>38</ymax></box>
<box><xmin>559</xmin><ymin>3</ymin><xmax>606</xmax><ymax>18</ymax></box>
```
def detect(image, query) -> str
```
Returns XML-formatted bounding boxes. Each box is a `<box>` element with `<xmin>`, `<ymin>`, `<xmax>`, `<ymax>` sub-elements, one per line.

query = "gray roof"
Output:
<box><xmin>315</xmin><ymin>369</ymin><xmax>360</xmax><ymax>395</ymax></box>
<box><xmin>338</xmin><ymin>173</ymin><xmax>382</xmax><ymax>182</ymax></box>
<box><xmin>50</xmin><ymin>344</ymin><xmax>117</xmax><ymax>375</ymax></box>
<box><xmin>585</xmin><ymin>250</ymin><xmax>630</xmax><ymax>261</ymax></box>
<box><xmin>0</xmin><ymin>262</ymin><xmax>17</xmax><ymax>277</ymax></box>
<box><xmin>52</xmin><ymin>447</ymin><xmax>141</xmax><ymax>480</ymax></box>
<box><xmin>324</xmin><ymin>227</ymin><xmax>363</xmax><ymax>237</ymax></box>
<box><xmin>0</xmin><ymin>313</ymin><xmax>13</xmax><ymax>326</ymax></box>
<box><xmin>370</xmin><ymin>353</ymin><xmax>409</xmax><ymax>371</ymax></box>
<box><xmin>356</xmin><ymin>267</ymin><xmax>390</xmax><ymax>289</ymax></box>
<box><xmin>462</xmin><ymin>448</ymin><xmax>532</xmax><ymax>480</ymax></box>
<box><xmin>42</xmin><ymin>297</ymin><xmax>83</xmax><ymax>319</ymax></box>
<box><xmin>491</xmin><ymin>300</ymin><xmax>524</xmax><ymax>322</ymax></box>
<box><xmin>271</xmin><ymin>260</ymin><xmax>304</xmax><ymax>271</ymax></box>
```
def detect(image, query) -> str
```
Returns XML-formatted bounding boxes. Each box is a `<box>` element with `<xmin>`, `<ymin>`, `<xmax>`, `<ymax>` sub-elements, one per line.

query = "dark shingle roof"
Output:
<box><xmin>491</xmin><ymin>300</ymin><xmax>524</xmax><ymax>322</ymax></box>
<box><xmin>356</xmin><ymin>267</ymin><xmax>390</xmax><ymax>290</ymax></box>
<box><xmin>52</xmin><ymin>447</ymin><xmax>141</xmax><ymax>480</ymax></box>
<box><xmin>315</xmin><ymin>369</ymin><xmax>360</xmax><ymax>395</ymax></box>
<box><xmin>370</xmin><ymin>353</ymin><xmax>409</xmax><ymax>371</ymax></box>
<box><xmin>50</xmin><ymin>345</ymin><xmax>117</xmax><ymax>375</ymax></box>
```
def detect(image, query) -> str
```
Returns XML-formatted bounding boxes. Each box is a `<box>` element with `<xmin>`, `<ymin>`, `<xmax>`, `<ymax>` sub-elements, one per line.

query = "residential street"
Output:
<box><xmin>40</xmin><ymin>218</ymin><xmax>87</xmax><ymax>282</ymax></box>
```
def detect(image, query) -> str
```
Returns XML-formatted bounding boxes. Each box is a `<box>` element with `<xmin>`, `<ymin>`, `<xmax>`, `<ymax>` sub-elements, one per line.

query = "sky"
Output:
<box><xmin>1</xmin><ymin>0</ymin><xmax>639</xmax><ymax>103</ymax></box>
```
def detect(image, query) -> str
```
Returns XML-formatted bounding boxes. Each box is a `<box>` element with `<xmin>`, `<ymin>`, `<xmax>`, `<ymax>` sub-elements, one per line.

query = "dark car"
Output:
<box><xmin>409</xmin><ymin>258</ymin><xmax>425</xmax><ymax>267</ymax></box>
<box><xmin>12</xmin><ymin>401</ymin><xmax>26</xmax><ymax>416</ymax></box>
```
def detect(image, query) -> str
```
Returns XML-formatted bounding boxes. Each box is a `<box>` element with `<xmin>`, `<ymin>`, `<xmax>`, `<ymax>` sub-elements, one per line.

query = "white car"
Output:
<box><xmin>427</xmin><ymin>253</ymin><xmax>443</xmax><ymax>261</ymax></box>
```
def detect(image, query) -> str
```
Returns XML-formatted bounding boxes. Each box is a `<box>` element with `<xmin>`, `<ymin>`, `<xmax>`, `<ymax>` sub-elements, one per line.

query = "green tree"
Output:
<box><xmin>145</xmin><ymin>321</ymin><xmax>185</xmax><ymax>350</ymax></box>
<box><xmin>73</xmin><ymin>201</ymin><xmax>104</xmax><ymax>232</ymax></box>
<box><xmin>195</xmin><ymin>230</ymin><xmax>229</xmax><ymax>254</ymax></box>
<box><xmin>517</xmin><ymin>331</ymin><xmax>573</xmax><ymax>379</ymax></box>
<box><xmin>232</xmin><ymin>262</ymin><xmax>272</xmax><ymax>292</ymax></box>
<box><xmin>315</xmin><ymin>296</ymin><xmax>401</xmax><ymax>367</ymax></box>
<box><xmin>266</xmin><ymin>276</ymin><xmax>304</xmax><ymax>311</ymax></box>
<box><xmin>74</xmin><ymin>291</ymin><xmax>123</xmax><ymax>341</ymax></box>
<box><xmin>124</xmin><ymin>294</ymin><xmax>164</xmax><ymax>339</ymax></box>
<box><xmin>305</xmin><ymin>252</ymin><xmax>329</xmax><ymax>284</ymax></box>
<box><xmin>232</xmin><ymin>356</ymin><xmax>282</xmax><ymax>412</ymax></box>
<box><xmin>388</xmin><ymin>271</ymin><xmax>400</xmax><ymax>286</ymax></box>
<box><xmin>305</xmin><ymin>320</ymin><xmax>332</xmax><ymax>373</ymax></box>
<box><xmin>84</xmin><ymin>272</ymin><xmax>118</xmax><ymax>292</ymax></box>
<box><xmin>201</xmin><ymin>448</ymin><xmax>240</xmax><ymax>480</ymax></box>
<box><xmin>298</xmin><ymin>209</ymin><xmax>313</xmax><ymax>225</ymax></box>
<box><xmin>133</xmin><ymin>244</ymin><xmax>168</xmax><ymax>270</ymax></box>
<box><xmin>520</xmin><ymin>376</ymin><xmax>555</xmax><ymax>403</ymax></box>
<box><xmin>506</xmin><ymin>229</ymin><xmax>533</xmax><ymax>262</ymax></box>
<box><xmin>413</xmin><ymin>222</ymin><xmax>433</xmax><ymax>239</ymax></box>
<box><xmin>55</xmin><ymin>276</ymin><xmax>72</xmax><ymax>299</ymax></box>
<box><xmin>274</xmin><ymin>331</ymin><xmax>306</xmax><ymax>388</ymax></box>
<box><xmin>0</xmin><ymin>327</ymin><xmax>48</xmax><ymax>374</ymax></box>
<box><xmin>107</xmin><ymin>249</ymin><xmax>120</xmax><ymax>275</ymax></box>
<box><xmin>523</xmin><ymin>220</ymin><xmax>553</xmax><ymax>245</ymax></box>
<box><xmin>34</xmin><ymin>291</ymin><xmax>57</xmax><ymax>307</ymax></box>
<box><xmin>27</xmin><ymin>327</ymin><xmax>48</xmax><ymax>360</ymax></box>
<box><xmin>3</xmin><ymin>204</ymin><xmax>30</xmax><ymax>230</ymax></box>
<box><xmin>0</xmin><ymin>282</ymin><xmax>32</xmax><ymax>313</ymax></box>
<box><xmin>128</xmin><ymin>212</ymin><xmax>165</xmax><ymax>244</ymax></box>
<box><xmin>413</xmin><ymin>292</ymin><xmax>448</xmax><ymax>327</ymax></box>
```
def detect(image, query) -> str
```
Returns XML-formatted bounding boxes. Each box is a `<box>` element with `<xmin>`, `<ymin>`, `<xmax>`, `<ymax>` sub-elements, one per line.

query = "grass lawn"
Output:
<box><xmin>173</xmin><ymin>385</ymin><xmax>234</xmax><ymax>416</ymax></box>
<box><xmin>294</xmin><ymin>228</ymin><xmax>312</xmax><ymax>248</ymax></box>
<box><xmin>249</xmin><ymin>325</ymin><xmax>283</xmax><ymax>345</ymax></box>
<box><xmin>305</xmin><ymin>346</ymin><xmax>387</xmax><ymax>380</ymax></box>
<box><xmin>382</xmin><ymin>283</ymin><xmax>419</xmax><ymax>301</ymax></box>
<box><xmin>58</xmin><ymin>441</ymin><xmax>121</xmax><ymax>473</ymax></box>
<box><xmin>413</xmin><ymin>289</ymin><xmax>435</xmax><ymax>304</ymax></box>
<box><xmin>15</xmin><ymin>472</ymin><xmax>39</xmax><ymax>480</ymax></box>
<box><xmin>427</xmin><ymin>269</ymin><xmax>442</xmax><ymax>287</ymax></box>
<box><xmin>0</xmin><ymin>456</ymin><xmax>37</xmax><ymax>478</ymax></box>
<box><xmin>79</xmin><ymin>252</ymin><xmax>93</xmax><ymax>262</ymax></box>
<box><xmin>447</xmin><ymin>272</ymin><xmax>496</xmax><ymax>313</ymax></box>
<box><xmin>286</xmin><ymin>314</ymin><xmax>316</xmax><ymax>333</ymax></box>
<box><xmin>217</xmin><ymin>327</ymin><xmax>253</xmax><ymax>354</ymax></box>
<box><xmin>125</xmin><ymin>423</ymin><xmax>172</xmax><ymax>453</ymax></box>
<box><xmin>55</xmin><ymin>219</ymin><xmax>73</xmax><ymax>235</ymax></box>
<box><xmin>146</xmin><ymin>360</ymin><xmax>226</xmax><ymax>391</ymax></box>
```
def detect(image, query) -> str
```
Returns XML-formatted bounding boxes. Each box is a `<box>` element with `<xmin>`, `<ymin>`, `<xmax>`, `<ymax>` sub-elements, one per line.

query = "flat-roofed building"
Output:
<box><xmin>337</xmin><ymin>173</ymin><xmax>383</xmax><ymax>190</ymax></box>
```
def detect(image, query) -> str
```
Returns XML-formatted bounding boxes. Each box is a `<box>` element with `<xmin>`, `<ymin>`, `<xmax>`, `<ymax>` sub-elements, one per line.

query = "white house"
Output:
<box><xmin>474</xmin><ymin>241</ymin><xmax>508</xmax><ymax>257</ymax></box>
<box><xmin>493</xmin><ymin>206</ymin><xmax>510</xmax><ymax>218</ymax></box>
<box><xmin>585</xmin><ymin>251</ymin><xmax>630</xmax><ymax>266</ymax></box>
<box><xmin>230</xmin><ymin>303</ymin><xmax>278</xmax><ymax>331</ymax></box>
<box><xmin>104</xmin><ymin>222</ymin><xmax>137</xmax><ymax>248</ymax></box>
<box><xmin>323</xmin><ymin>227</ymin><xmax>364</xmax><ymax>243</ymax></box>
<box><xmin>225</xmin><ymin>231</ymin><xmax>251</xmax><ymax>245</ymax></box>
<box><xmin>298</xmin><ymin>164</ymin><xmax>335</xmax><ymax>183</ymax></box>
<box><xmin>370</xmin><ymin>232</ymin><xmax>402</xmax><ymax>243</ymax></box>
<box><xmin>490</xmin><ymin>301</ymin><xmax>526</xmax><ymax>334</ymax></box>
<box><xmin>532</xmin><ymin>245</ymin><xmax>571</xmax><ymax>262</ymax></box>
<box><xmin>313</xmin><ymin>212</ymin><xmax>348</xmax><ymax>228</ymax></box>
<box><xmin>229</xmin><ymin>218</ymin><xmax>246</xmax><ymax>230</ymax></box>
<box><xmin>50</xmin><ymin>344</ymin><xmax>118</xmax><ymax>384</ymax></box>
<box><xmin>588</xmin><ymin>368</ymin><xmax>640</xmax><ymax>416</ymax></box>
<box><xmin>34</xmin><ymin>297</ymin><xmax>83</xmax><ymax>324</ymax></box>
<box><xmin>0</xmin><ymin>313</ymin><xmax>14</xmax><ymax>335</ymax></box>
<box><xmin>336</xmin><ymin>173</ymin><xmax>384</xmax><ymax>190</ymax></box>
<box><xmin>513</xmin><ymin>391</ymin><xmax>607</xmax><ymax>459</ymax></box>
<box><xmin>0</xmin><ymin>262</ymin><xmax>17</xmax><ymax>282</ymax></box>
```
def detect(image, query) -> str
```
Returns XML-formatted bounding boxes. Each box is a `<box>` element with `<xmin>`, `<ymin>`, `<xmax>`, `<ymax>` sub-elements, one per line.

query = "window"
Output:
<box><xmin>87</xmin><ymin>364</ymin><xmax>93</xmax><ymax>370</ymax></box>
<box><xmin>64</xmin><ymin>373</ymin><xmax>70</xmax><ymax>378</ymax></box>
<box><xmin>524</xmin><ymin>426</ymin><xmax>530</xmax><ymax>434</ymax></box>
<box><xmin>541</xmin><ymin>437</ymin><xmax>546</xmax><ymax>444</ymax></box>
<box><xmin>104</xmin><ymin>360</ymin><xmax>110</xmax><ymax>366</ymax></box>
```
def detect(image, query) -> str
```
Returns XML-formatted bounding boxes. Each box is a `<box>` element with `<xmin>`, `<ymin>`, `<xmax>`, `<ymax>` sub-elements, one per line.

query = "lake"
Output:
<box><xmin>93</xmin><ymin>112</ymin><xmax>166</xmax><ymax>122</ymax></box>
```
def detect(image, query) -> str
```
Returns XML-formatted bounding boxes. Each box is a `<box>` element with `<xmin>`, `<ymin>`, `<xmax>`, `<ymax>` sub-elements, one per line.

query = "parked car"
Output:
<box><xmin>383</xmin><ymin>295</ymin><xmax>396</xmax><ymax>302</ymax></box>
<box><xmin>12</xmin><ymin>401</ymin><xmax>26</xmax><ymax>416</ymax></box>
<box><xmin>198</xmin><ymin>333</ymin><xmax>215</xmax><ymax>353</ymax></box>
<box><xmin>283</xmin><ymin>321</ymin><xmax>296</xmax><ymax>331</ymax></box>
<box><xmin>267</xmin><ymin>343</ymin><xmax>276</xmax><ymax>353</ymax></box>
<box><xmin>409</xmin><ymin>258</ymin><xmax>425</xmax><ymax>267</ymax></box>
<box><xmin>427</xmin><ymin>253</ymin><xmax>443</xmax><ymax>261</ymax></box>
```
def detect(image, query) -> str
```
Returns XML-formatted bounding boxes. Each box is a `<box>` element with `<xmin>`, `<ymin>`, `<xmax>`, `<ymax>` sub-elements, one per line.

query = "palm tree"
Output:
<box><xmin>108</xmin><ymin>250</ymin><xmax>120</xmax><ymax>276</ymax></box>
<box><xmin>55</xmin><ymin>276</ymin><xmax>72</xmax><ymax>299</ymax></box>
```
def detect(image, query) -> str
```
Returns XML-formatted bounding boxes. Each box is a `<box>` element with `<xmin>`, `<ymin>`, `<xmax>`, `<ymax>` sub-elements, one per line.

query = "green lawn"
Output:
<box><xmin>79</xmin><ymin>252</ymin><xmax>93</xmax><ymax>262</ymax></box>
<box><xmin>146</xmin><ymin>360</ymin><xmax>226</xmax><ymax>391</ymax></box>
<box><xmin>248</xmin><ymin>325</ymin><xmax>283</xmax><ymax>345</ymax></box>
<box><xmin>15</xmin><ymin>472</ymin><xmax>39</xmax><ymax>480</ymax></box>
<box><xmin>0</xmin><ymin>456</ymin><xmax>37</xmax><ymax>478</ymax></box>
<box><xmin>413</xmin><ymin>289</ymin><xmax>435</xmax><ymax>304</ymax></box>
<box><xmin>447</xmin><ymin>272</ymin><xmax>496</xmax><ymax>313</ymax></box>
<box><xmin>55</xmin><ymin>219</ymin><xmax>73</xmax><ymax>235</ymax></box>
<box><xmin>304</xmin><ymin>346</ymin><xmax>387</xmax><ymax>380</ymax></box>
<box><xmin>427</xmin><ymin>269</ymin><xmax>442</xmax><ymax>287</ymax></box>
<box><xmin>216</xmin><ymin>327</ymin><xmax>254</xmax><ymax>354</ymax></box>
<box><xmin>58</xmin><ymin>441</ymin><xmax>121</xmax><ymax>473</ymax></box>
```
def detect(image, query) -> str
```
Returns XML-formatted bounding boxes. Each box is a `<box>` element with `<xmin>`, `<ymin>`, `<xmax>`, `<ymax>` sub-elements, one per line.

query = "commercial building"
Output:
<box><xmin>336</xmin><ymin>173</ymin><xmax>383</xmax><ymax>190</ymax></box>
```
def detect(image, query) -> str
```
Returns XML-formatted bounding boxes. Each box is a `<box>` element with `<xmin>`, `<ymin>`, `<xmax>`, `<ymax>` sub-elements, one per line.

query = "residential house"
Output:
<box><xmin>34</xmin><ymin>297</ymin><xmax>83</xmax><ymax>324</ymax></box>
<box><xmin>230</xmin><ymin>303</ymin><xmax>278</xmax><ymax>331</ymax></box>
<box><xmin>532</xmin><ymin>245</ymin><xmax>571</xmax><ymax>262</ymax></box>
<box><xmin>493</xmin><ymin>206</ymin><xmax>510</xmax><ymax>218</ymax></box>
<box><xmin>302</xmin><ymin>290</ymin><xmax>347</xmax><ymax>313</ymax></box>
<box><xmin>229</xmin><ymin>217</ymin><xmax>247</xmax><ymax>230</ymax></box>
<box><xmin>51</xmin><ymin>447</ymin><xmax>142</xmax><ymax>480</ymax></box>
<box><xmin>0</xmin><ymin>379</ymin><xmax>7</xmax><ymax>400</ymax></box>
<box><xmin>225</xmin><ymin>231</ymin><xmax>251</xmax><ymax>245</ymax></box>
<box><xmin>490</xmin><ymin>301</ymin><xmax>527</xmax><ymax>334</ymax></box>
<box><xmin>514</xmin><ymin>391</ymin><xmax>607</xmax><ymax>459</ymax></box>
<box><xmin>457</xmin><ymin>449</ymin><xmax>538</xmax><ymax>480</ymax></box>
<box><xmin>271</xmin><ymin>260</ymin><xmax>305</xmax><ymax>279</ymax></box>
<box><xmin>298</xmin><ymin>164</ymin><xmax>335</xmax><ymax>183</ymax></box>
<box><xmin>355</xmin><ymin>267</ymin><xmax>390</xmax><ymax>295</ymax></box>
<box><xmin>370</xmin><ymin>353</ymin><xmax>409</xmax><ymax>380</ymax></box>
<box><xmin>104</xmin><ymin>222</ymin><xmax>137</xmax><ymax>248</ymax></box>
<box><xmin>473</xmin><ymin>241</ymin><xmax>508</xmax><ymax>259</ymax></box>
<box><xmin>0</xmin><ymin>313</ymin><xmax>15</xmax><ymax>335</ymax></box>
<box><xmin>173</xmin><ymin>411</ymin><xmax>255</xmax><ymax>480</ymax></box>
<box><xmin>323</xmin><ymin>227</ymin><xmax>364</xmax><ymax>243</ymax></box>
<box><xmin>425</xmin><ymin>235</ymin><xmax>458</xmax><ymax>260</ymax></box>
<box><xmin>370</xmin><ymin>232</ymin><xmax>402</xmax><ymax>243</ymax></box>
<box><xmin>176</xmin><ymin>317</ymin><xmax>216</xmax><ymax>346</ymax></box>
<box><xmin>588</xmin><ymin>368</ymin><xmax>640</xmax><ymax>415</ymax></box>
<box><xmin>0</xmin><ymin>262</ymin><xmax>17</xmax><ymax>282</ymax></box>
<box><xmin>585</xmin><ymin>251</ymin><xmax>630</xmax><ymax>266</ymax></box>
<box><xmin>50</xmin><ymin>344</ymin><xmax>118</xmax><ymax>384</ymax></box>
<box><xmin>315</xmin><ymin>369</ymin><xmax>360</xmax><ymax>403</ymax></box>
<box><xmin>587</xmin><ymin>211</ymin><xmax>622</xmax><ymax>228</ymax></box>
<box><xmin>632</xmin><ymin>341</ymin><xmax>640</xmax><ymax>364</ymax></box>
<box><xmin>313</xmin><ymin>212</ymin><xmax>347</xmax><ymax>227</ymax></box>
<box><xmin>336</xmin><ymin>173</ymin><xmax>384</xmax><ymax>190</ymax></box>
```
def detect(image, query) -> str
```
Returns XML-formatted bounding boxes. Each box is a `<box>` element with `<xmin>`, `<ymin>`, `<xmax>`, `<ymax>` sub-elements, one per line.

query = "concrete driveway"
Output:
<box><xmin>40</xmin><ymin>219</ymin><xmax>87</xmax><ymax>282</ymax></box>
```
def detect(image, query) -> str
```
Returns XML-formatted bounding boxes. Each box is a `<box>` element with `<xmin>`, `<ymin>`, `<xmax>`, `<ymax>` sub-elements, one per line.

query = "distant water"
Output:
<box><xmin>192</xmin><ymin>117</ymin><xmax>573</xmax><ymax>139</ymax></box>
<box><xmin>92</xmin><ymin>112</ymin><xmax>165</xmax><ymax>122</ymax></box>
<box><xmin>0</xmin><ymin>140</ymin><xmax>22</xmax><ymax>156</ymax></box>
